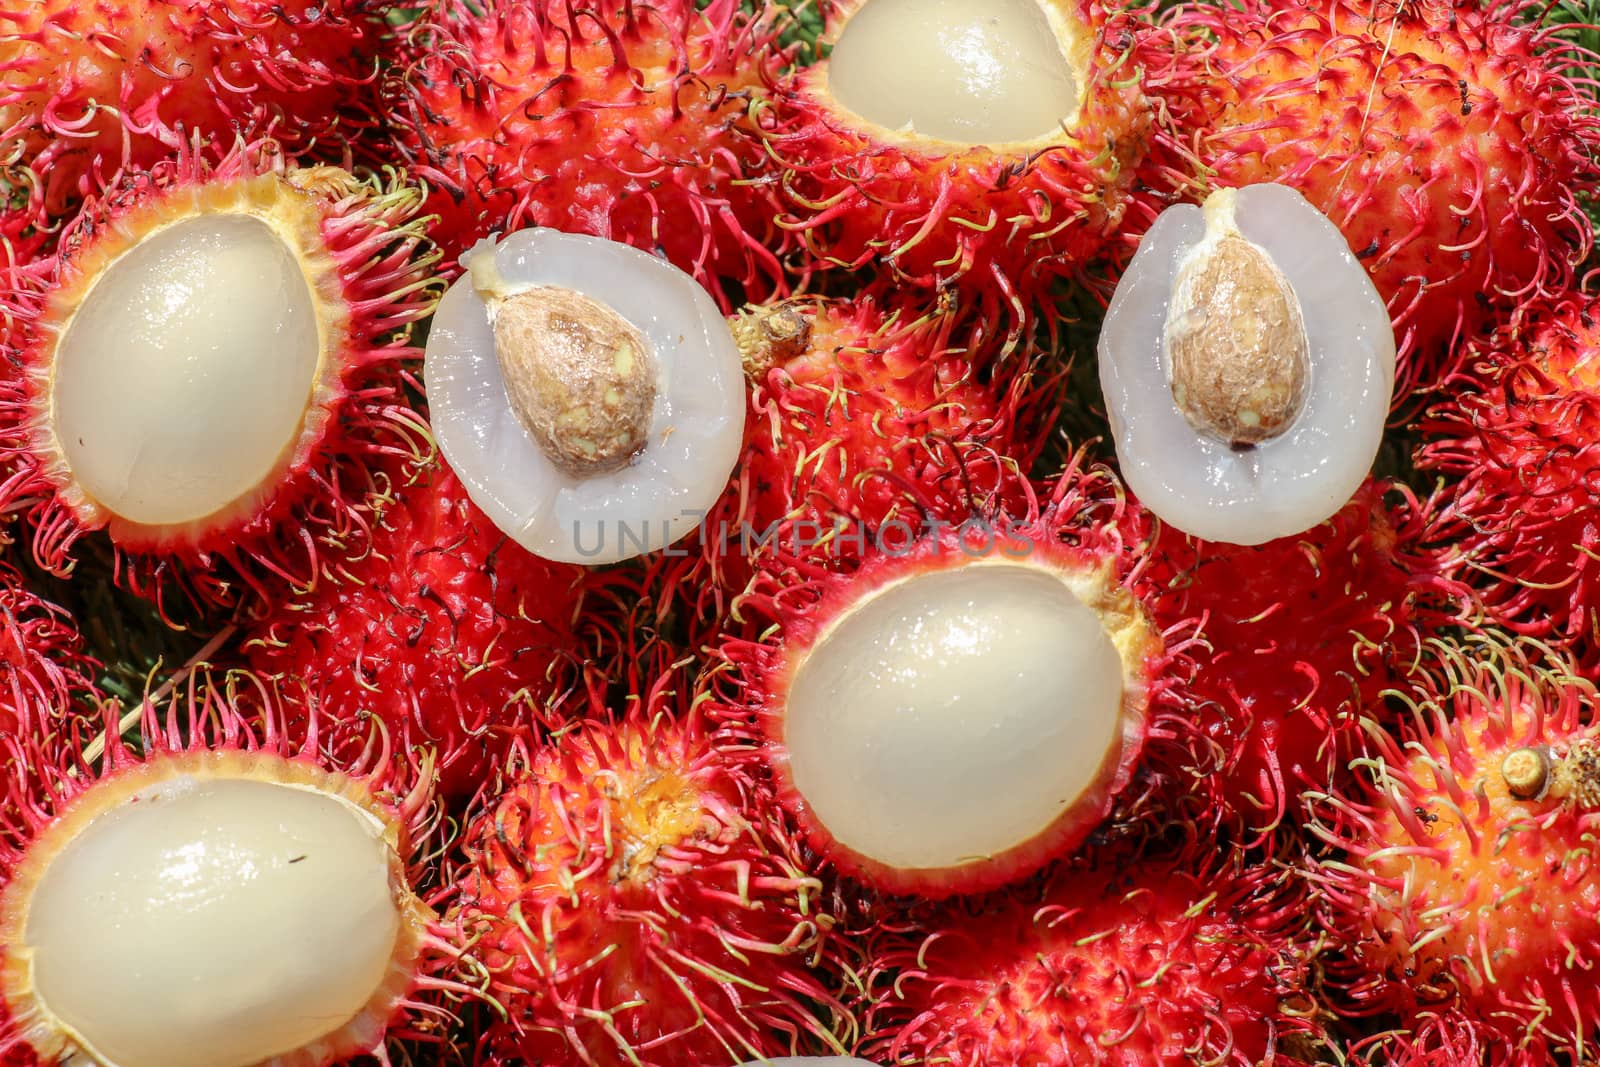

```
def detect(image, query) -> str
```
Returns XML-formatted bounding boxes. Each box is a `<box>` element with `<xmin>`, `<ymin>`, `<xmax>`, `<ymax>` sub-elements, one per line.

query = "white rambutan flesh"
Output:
<box><xmin>425</xmin><ymin>229</ymin><xmax>745</xmax><ymax>565</ymax></box>
<box><xmin>53</xmin><ymin>214</ymin><xmax>320</xmax><ymax>527</ymax></box>
<box><xmin>825</xmin><ymin>0</ymin><xmax>1081</xmax><ymax>144</ymax></box>
<box><xmin>1099</xmin><ymin>183</ymin><xmax>1394</xmax><ymax>544</ymax></box>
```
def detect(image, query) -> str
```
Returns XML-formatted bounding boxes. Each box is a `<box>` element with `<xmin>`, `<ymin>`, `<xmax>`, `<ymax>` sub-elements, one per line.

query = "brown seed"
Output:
<box><xmin>490</xmin><ymin>286</ymin><xmax>659</xmax><ymax>479</ymax></box>
<box><xmin>1166</xmin><ymin>232</ymin><xmax>1310</xmax><ymax>446</ymax></box>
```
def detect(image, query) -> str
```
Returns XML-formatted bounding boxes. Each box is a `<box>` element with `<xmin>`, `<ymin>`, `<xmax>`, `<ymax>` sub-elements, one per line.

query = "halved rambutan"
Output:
<box><xmin>1159</xmin><ymin>0</ymin><xmax>1600</xmax><ymax>398</ymax></box>
<box><xmin>1143</xmin><ymin>479</ymin><xmax>1469</xmax><ymax>837</ymax></box>
<box><xmin>858</xmin><ymin>846</ymin><xmax>1327</xmax><ymax>1065</ymax></box>
<box><xmin>0</xmin><ymin>0</ymin><xmax>384</xmax><ymax>214</ymax></box>
<box><xmin>444</xmin><ymin>680</ymin><xmax>852</xmax><ymax>1066</ymax></box>
<box><xmin>382</xmin><ymin>0</ymin><xmax>788</xmax><ymax>294</ymax></box>
<box><xmin>757</xmin><ymin>0</ymin><xmax>1160</xmax><ymax>328</ymax></box>
<box><xmin>1419</xmin><ymin>293</ymin><xmax>1600</xmax><ymax>657</ymax></box>
<box><xmin>0</xmin><ymin>137</ymin><xmax>438</xmax><ymax>607</ymax></box>
<box><xmin>711</xmin><ymin>458</ymin><xmax>1186</xmax><ymax>897</ymax></box>
<box><xmin>0</xmin><ymin>675</ymin><xmax>463</xmax><ymax>1067</ymax></box>
<box><xmin>243</xmin><ymin>456</ymin><xmax>586</xmax><ymax>799</ymax></box>
<box><xmin>1306</xmin><ymin>633</ymin><xmax>1600</xmax><ymax>1057</ymax></box>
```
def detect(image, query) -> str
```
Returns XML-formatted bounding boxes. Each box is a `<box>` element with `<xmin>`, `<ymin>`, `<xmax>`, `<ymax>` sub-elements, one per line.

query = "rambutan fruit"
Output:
<box><xmin>0</xmin><ymin>0</ymin><xmax>385</xmax><ymax>214</ymax></box>
<box><xmin>1419</xmin><ymin>293</ymin><xmax>1600</xmax><ymax>658</ymax></box>
<box><xmin>0</xmin><ymin>558</ymin><xmax>97</xmax><ymax>736</ymax></box>
<box><xmin>1306</xmin><ymin>633</ymin><xmax>1600</xmax><ymax>1057</ymax></box>
<box><xmin>0</xmin><ymin>137</ymin><xmax>439</xmax><ymax>606</ymax></box>
<box><xmin>1144</xmin><ymin>479</ymin><xmax>1469</xmax><ymax>837</ymax></box>
<box><xmin>444</xmin><ymin>677</ymin><xmax>852</xmax><ymax>1066</ymax></box>
<box><xmin>755</xmin><ymin>0</ymin><xmax>1163</xmax><ymax>331</ymax></box>
<box><xmin>858</xmin><ymin>848</ymin><xmax>1326</xmax><ymax>1065</ymax></box>
<box><xmin>382</xmin><ymin>0</ymin><xmax>788</xmax><ymax>295</ymax></box>
<box><xmin>243</xmin><ymin>456</ymin><xmax>586</xmax><ymax>799</ymax></box>
<box><xmin>1160</xmin><ymin>0</ymin><xmax>1600</xmax><ymax>398</ymax></box>
<box><xmin>711</xmin><ymin>459</ymin><xmax>1186</xmax><ymax>898</ymax></box>
<box><xmin>0</xmin><ymin>676</ymin><xmax>464</xmax><ymax>1067</ymax></box>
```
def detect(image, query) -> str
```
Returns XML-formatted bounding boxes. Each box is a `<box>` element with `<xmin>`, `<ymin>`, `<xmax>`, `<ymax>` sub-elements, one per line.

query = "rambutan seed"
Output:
<box><xmin>1501</xmin><ymin>746</ymin><xmax>1550</xmax><ymax>799</ymax></box>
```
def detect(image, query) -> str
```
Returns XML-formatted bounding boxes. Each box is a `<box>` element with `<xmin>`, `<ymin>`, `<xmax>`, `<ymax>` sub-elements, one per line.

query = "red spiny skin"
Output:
<box><xmin>448</xmin><ymin>688</ymin><xmax>851</xmax><ymax>1067</ymax></box>
<box><xmin>1306</xmin><ymin>636</ymin><xmax>1600</xmax><ymax>1058</ymax></box>
<box><xmin>0</xmin><ymin>0</ymin><xmax>384</xmax><ymax>215</ymax></box>
<box><xmin>244</xmin><ymin>459</ymin><xmax>585</xmax><ymax>799</ymax></box>
<box><xmin>0</xmin><ymin>138</ymin><xmax>438</xmax><ymax>615</ymax></box>
<box><xmin>859</xmin><ymin>851</ymin><xmax>1326</xmax><ymax>1066</ymax></box>
<box><xmin>1421</xmin><ymin>294</ymin><xmax>1600</xmax><ymax>661</ymax></box>
<box><xmin>383</xmin><ymin>0</ymin><xmax>791</xmax><ymax>298</ymax></box>
<box><xmin>757</xmin><ymin>0</ymin><xmax>1162</xmax><ymax>336</ymax></box>
<box><xmin>1142</xmin><ymin>480</ymin><xmax>1469</xmax><ymax>838</ymax></box>
<box><xmin>1158</xmin><ymin>0</ymin><xmax>1600</xmax><ymax>401</ymax></box>
<box><xmin>1349</xmin><ymin>1012</ymin><xmax>1552</xmax><ymax>1067</ymax></box>
<box><xmin>0</xmin><ymin>559</ymin><xmax>96</xmax><ymax>738</ymax></box>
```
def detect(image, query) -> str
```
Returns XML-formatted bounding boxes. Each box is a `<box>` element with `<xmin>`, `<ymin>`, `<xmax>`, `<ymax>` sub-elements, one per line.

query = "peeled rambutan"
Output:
<box><xmin>858</xmin><ymin>847</ymin><xmax>1327</xmax><ymax>1065</ymax></box>
<box><xmin>1420</xmin><ymin>293</ymin><xmax>1600</xmax><ymax>658</ymax></box>
<box><xmin>1143</xmin><ymin>479</ymin><xmax>1469</xmax><ymax>837</ymax></box>
<box><xmin>1159</xmin><ymin>0</ymin><xmax>1600</xmax><ymax>398</ymax></box>
<box><xmin>0</xmin><ymin>675</ymin><xmax>465</xmax><ymax>1067</ymax></box>
<box><xmin>0</xmin><ymin>137</ymin><xmax>438</xmax><ymax>608</ymax></box>
<box><xmin>1307</xmin><ymin>633</ymin><xmax>1600</xmax><ymax>1057</ymax></box>
<box><xmin>382</xmin><ymin>0</ymin><xmax>788</xmax><ymax>295</ymax></box>
<box><xmin>711</xmin><ymin>458</ymin><xmax>1188</xmax><ymax>897</ymax></box>
<box><xmin>0</xmin><ymin>0</ymin><xmax>384</xmax><ymax>214</ymax></box>
<box><xmin>244</xmin><ymin>456</ymin><xmax>586</xmax><ymax>799</ymax></box>
<box><xmin>444</xmin><ymin>679</ymin><xmax>852</xmax><ymax>1066</ymax></box>
<box><xmin>757</xmin><ymin>0</ymin><xmax>1163</xmax><ymax>329</ymax></box>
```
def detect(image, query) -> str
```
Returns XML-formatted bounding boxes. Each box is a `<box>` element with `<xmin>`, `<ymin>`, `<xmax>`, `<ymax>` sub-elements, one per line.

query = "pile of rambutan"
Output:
<box><xmin>7</xmin><ymin>0</ymin><xmax>1600</xmax><ymax>1064</ymax></box>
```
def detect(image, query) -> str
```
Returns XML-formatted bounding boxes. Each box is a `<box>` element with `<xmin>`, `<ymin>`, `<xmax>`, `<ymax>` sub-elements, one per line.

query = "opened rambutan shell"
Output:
<box><xmin>444</xmin><ymin>680</ymin><xmax>852</xmax><ymax>1067</ymax></box>
<box><xmin>382</xmin><ymin>0</ymin><xmax>789</xmax><ymax>296</ymax></box>
<box><xmin>1156</xmin><ymin>0</ymin><xmax>1600</xmax><ymax>399</ymax></box>
<box><xmin>0</xmin><ymin>137</ymin><xmax>439</xmax><ymax>610</ymax></box>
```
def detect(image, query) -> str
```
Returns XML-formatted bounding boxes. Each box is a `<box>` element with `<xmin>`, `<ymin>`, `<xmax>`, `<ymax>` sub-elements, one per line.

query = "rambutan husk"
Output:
<box><xmin>0</xmin><ymin>136</ymin><xmax>440</xmax><ymax>613</ymax></box>
<box><xmin>0</xmin><ymin>0</ymin><xmax>385</xmax><ymax>215</ymax></box>
<box><xmin>1142</xmin><ymin>479</ymin><xmax>1472</xmax><ymax>840</ymax></box>
<box><xmin>244</xmin><ymin>455</ymin><xmax>587</xmax><ymax>799</ymax></box>
<box><xmin>756</xmin><ymin>0</ymin><xmax>1168</xmax><ymax>341</ymax></box>
<box><xmin>0</xmin><ymin>557</ymin><xmax>97</xmax><ymax>737</ymax></box>
<box><xmin>382</xmin><ymin>0</ymin><xmax>790</xmax><ymax>298</ymax></box>
<box><xmin>856</xmin><ymin>841</ymin><xmax>1329</xmax><ymax>1066</ymax></box>
<box><xmin>0</xmin><ymin>673</ymin><xmax>469</xmax><ymax>1067</ymax></box>
<box><xmin>441</xmin><ymin>671</ymin><xmax>854</xmax><ymax>1067</ymax></box>
<box><xmin>1420</xmin><ymin>292</ymin><xmax>1600</xmax><ymax>660</ymax></box>
<box><xmin>1154</xmin><ymin>0</ymin><xmax>1600</xmax><ymax>401</ymax></box>
<box><xmin>1306</xmin><ymin>632</ymin><xmax>1600</xmax><ymax>1059</ymax></box>
<box><xmin>710</xmin><ymin>457</ymin><xmax>1193</xmax><ymax>898</ymax></box>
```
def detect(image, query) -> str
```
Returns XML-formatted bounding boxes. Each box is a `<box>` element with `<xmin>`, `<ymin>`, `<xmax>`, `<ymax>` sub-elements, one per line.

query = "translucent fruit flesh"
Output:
<box><xmin>784</xmin><ymin>562</ymin><xmax>1125</xmax><ymax>871</ymax></box>
<box><xmin>22</xmin><ymin>775</ymin><xmax>401</xmax><ymax>1067</ymax></box>
<box><xmin>825</xmin><ymin>0</ymin><xmax>1079</xmax><ymax>144</ymax></box>
<box><xmin>51</xmin><ymin>214</ymin><xmax>320</xmax><ymax>527</ymax></box>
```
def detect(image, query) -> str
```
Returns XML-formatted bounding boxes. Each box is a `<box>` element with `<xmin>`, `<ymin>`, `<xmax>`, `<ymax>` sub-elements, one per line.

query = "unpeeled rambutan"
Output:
<box><xmin>1159</xmin><ymin>0</ymin><xmax>1600</xmax><ymax>398</ymax></box>
<box><xmin>383</xmin><ymin>0</ymin><xmax>788</xmax><ymax>295</ymax></box>
<box><xmin>0</xmin><ymin>0</ymin><xmax>385</xmax><ymax>213</ymax></box>
<box><xmin>859</xmin><ymin>847</ymin><xmax>1326</xmax><ymax>1065</ymax></box>
<box><xmin>0</xmin><ymin>558</ymin><xmax>96</xmax><ymax>736</ymax></box>
<box><xmin>244</xmin><ymin>457</ymin><xmax>586</xmax><ymax>799</ymax></box>
<box><xmin>0</xmin><ymin>675</ymin><xmax>465</xmax><ymax>1067</ymax></box>
<box><xmin>1307</xmin><ymin>633</ymin><xmax>1600</xmax><ymax>1059</ymax></box>
<box><xmin>444</xmin><ymin>676</ymin><xmax>852</xmax><ymax>1066</ymax></box>
<box><xmin>0</xmin><ymin>137</ymin><xmax>438</xmax><ymax>608</ymax></box>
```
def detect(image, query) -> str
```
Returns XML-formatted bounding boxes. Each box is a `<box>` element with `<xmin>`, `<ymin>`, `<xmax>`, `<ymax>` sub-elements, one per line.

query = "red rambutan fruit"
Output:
<box><xmin>0</xmin><ymin>558</ymin><xmax>96</xmax><ymax>736</ymax></box>
<box><xmin>1419</xmin><ymin>292</ymin><xmax>1600</xmax><ymax>658</ymax></box>
<box><xmin>0</xmin><ymin>674</ymin><xmax>468</xmax><ymax>1067</ymax></box>
<box><xmin>756</xmin><ymin>0</ymin><xmax>1166</xmax><ymax>332</ymax></box>
<box><xmin>1306</xmin><ymin>632</ymin><xmax>1600</xmax><ymax>1058</ymax></box>
<box><xmin>1143</xmin><ymin>479</ymin><xmax>1470</xmax><ymax>837</ymax></box>
<box><xmin>1158</xmin><ymin>0</ymin><xmax>1600</xmax><ymax>399</ymax></box>
<box><xmin>0</xmin><ymin>137</ymin><xmax>439</xmax><ymax>610</ymax></box>
<box><xmin>382</xmin><ymin>0</ymin><xmax>789</xmax><ymax>295</ymax></box>
<box><xmin>858</xmin><ymin>847</ymin><xmax>1327</xmax><ymax>1066</ymax></box>
<box><xmin>710</xmin><ymin>458</ymin><xmax>1189</xmax><ymax>898</ymax></box>
<box><xmin>243</xmin><ymin>456</ymin><xmax>587</xmax><ymax>799</ymax></box>
<box><xmin>444</xmin><ymin>674</ymin><xmax>853</xmax><ymax>1067</ymax></box>
<box><xmin>0</xmin><ymin>0</ymin><xmax>386</xmax><ymax>214</ymax></box>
